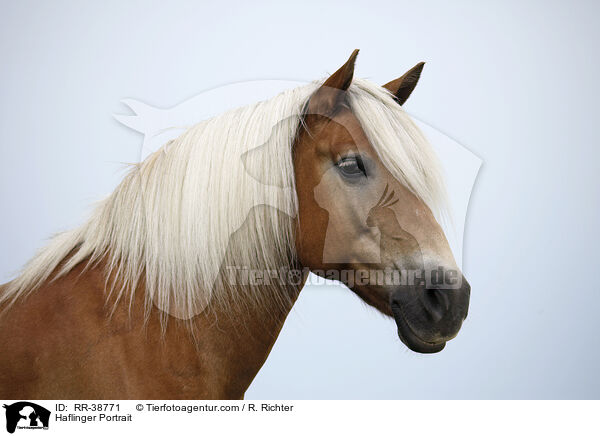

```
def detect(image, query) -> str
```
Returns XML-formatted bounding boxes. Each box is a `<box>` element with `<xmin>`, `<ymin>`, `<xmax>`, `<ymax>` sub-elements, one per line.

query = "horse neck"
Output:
<box><xmin>127</xmin><ymin>273</ymin><xmax>304</xmax><ymax>398</ymax></box>
<box><xmin>186</xmin><ymin>278</ymin><xmax>304</xmax><ymax>397</ymax></box>
<box><xmin>5</xmin><ymin>258</ymin><xmax>305</xmax><ymax>399</ymax></box>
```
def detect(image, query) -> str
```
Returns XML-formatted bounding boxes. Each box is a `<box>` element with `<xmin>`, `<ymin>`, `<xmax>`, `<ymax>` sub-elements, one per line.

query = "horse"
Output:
<box><xmin>0</xmin><ymin>50</ymin><xmax>470</xmax><ymax>399</ymax></box>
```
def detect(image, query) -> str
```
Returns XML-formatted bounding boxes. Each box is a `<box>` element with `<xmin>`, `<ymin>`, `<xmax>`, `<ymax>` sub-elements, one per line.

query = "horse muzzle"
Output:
<box><xmin>390</xmin><ymin>276</ymin><xmax>471</xmax><ymax>353</ymax></box>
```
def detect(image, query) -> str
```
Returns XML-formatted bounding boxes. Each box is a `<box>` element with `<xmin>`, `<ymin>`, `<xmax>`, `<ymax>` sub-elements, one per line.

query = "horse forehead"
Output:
<box><xmin>316</xmin><ymin>110</ymin><xmax>373</xmax><ymax>154</ymax></box>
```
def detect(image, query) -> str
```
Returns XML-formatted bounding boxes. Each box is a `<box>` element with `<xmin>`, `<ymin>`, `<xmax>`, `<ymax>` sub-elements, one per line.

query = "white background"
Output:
<box><xmin>1</xmin><ymin>0</ymin><xmax>599</xmax><ymax>399</ymax></box>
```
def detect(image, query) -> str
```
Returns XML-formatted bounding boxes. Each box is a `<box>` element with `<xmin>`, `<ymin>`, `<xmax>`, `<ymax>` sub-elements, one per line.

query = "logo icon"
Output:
<box><xmin>3</xmin><ymin>402</ymin><xmax>50</xmax><ymax>434</ymax></box>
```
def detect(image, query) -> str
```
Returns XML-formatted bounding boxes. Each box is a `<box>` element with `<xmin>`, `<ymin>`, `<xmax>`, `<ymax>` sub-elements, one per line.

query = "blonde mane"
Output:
<box><xmin>1</xmin><ymin>78</ymin><xmax>447</xmax><ymax>320</ymax></box>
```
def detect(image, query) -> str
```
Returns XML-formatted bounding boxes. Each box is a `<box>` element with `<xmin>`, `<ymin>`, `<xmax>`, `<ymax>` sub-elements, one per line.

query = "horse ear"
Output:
<box><xmin>383</xmin><ymin>62</ymin><xmax>425</xmax><ymax>105</ymax></box>
<box><xmin>307</xmin><ymin>49</ymin><xmax>359</xmax><ymax>115</ymax></box>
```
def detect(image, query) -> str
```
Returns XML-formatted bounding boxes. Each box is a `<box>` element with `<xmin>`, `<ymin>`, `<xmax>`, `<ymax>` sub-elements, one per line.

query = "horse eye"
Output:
<box><xmin>336</xmin><ymin>155</ymin><xmax>367</xmax><ymax>179</ymax></box>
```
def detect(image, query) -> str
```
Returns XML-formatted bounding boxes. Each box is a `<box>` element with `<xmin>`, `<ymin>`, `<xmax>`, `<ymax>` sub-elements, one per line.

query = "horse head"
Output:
<box><xmin>293</xmin><ymin>50</ymin><xmax>471</xmax><ymax>353</ymax></box>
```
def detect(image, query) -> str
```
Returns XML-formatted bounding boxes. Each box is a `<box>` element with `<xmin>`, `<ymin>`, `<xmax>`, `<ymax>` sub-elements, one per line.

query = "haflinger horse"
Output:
<box><xmin>0</xmin><ymin>50</ymin><xmax>470</xmax><ymax>399</ymax></box>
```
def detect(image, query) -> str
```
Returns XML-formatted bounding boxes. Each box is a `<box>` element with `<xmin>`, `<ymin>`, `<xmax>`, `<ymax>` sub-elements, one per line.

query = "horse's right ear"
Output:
<box><xmin>383</xmin><ymin>62</ymin><xmax>425</xmax><ymax>106</ymax></box>
<box><xmin>306</xmin><ymin>49</ymin><xmax>359</xmax><ymax>116</ymax></box>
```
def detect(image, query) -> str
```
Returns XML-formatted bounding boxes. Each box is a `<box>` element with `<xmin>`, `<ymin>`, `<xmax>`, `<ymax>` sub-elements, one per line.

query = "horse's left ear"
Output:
<box><xmin>307</xmin><ymin>49</ymin><xmax>359</xmax><ymax>115</ymax></box>
<box><xmin>383</xmin><ymin>62</ymin><xmax>425</xmax><ymax>105</ymax></box>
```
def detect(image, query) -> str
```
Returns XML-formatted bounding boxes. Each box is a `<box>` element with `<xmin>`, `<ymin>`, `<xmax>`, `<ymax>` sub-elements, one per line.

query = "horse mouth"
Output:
<box><xmin>391</xmin><ymin>301</ymin><xmax>446</xmax><ymax>354</ymax></box>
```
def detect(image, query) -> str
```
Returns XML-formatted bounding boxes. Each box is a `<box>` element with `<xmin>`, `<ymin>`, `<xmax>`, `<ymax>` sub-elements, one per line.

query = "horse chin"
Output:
<box><xmin>391</xmin><ymin>303</ymin><xmax>446</xmax><ymax>354</ymax></box>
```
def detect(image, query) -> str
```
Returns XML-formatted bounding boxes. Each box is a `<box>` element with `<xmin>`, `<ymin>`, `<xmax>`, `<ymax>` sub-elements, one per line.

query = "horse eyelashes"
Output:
<box><xmin>336</xmin><ymin>155</ymin><xmax>367</xmax><ymax>178</ymax></box>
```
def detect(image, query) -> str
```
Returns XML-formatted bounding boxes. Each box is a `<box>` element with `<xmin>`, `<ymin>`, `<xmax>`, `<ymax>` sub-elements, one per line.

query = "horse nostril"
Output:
<box><xmin>422</xmin><ymin>288</ymin><xmax>450</xmax><ymax>323</ymax></box>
